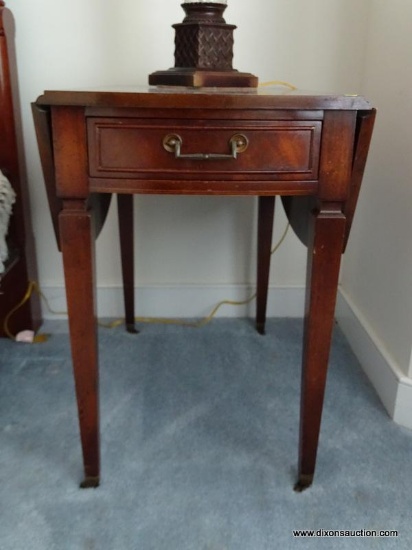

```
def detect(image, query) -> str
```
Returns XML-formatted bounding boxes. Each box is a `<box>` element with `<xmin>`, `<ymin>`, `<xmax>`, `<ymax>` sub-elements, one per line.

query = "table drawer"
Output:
<box><xmin>87</xmin><ymin>119</ymin><xmax>321</xmax><ymax>181</ymax></box>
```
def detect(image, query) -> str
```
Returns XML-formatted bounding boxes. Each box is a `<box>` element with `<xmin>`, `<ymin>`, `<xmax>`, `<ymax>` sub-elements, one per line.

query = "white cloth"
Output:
<box><xmin>0</xmin><ymin>169</ymin><xmax>16</xmax><ymax>273</ymax></box>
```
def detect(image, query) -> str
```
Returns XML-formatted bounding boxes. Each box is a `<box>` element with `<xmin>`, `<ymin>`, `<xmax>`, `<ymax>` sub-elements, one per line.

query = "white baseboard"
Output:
<box><xmin>336</xmin><ymin>288</ymin><xmax>412</xmax><ymax>430</ymax></box>
<box><xmin>40</xmin><ymin>284</ymin><xmax>306</xmax><ymax>320</ymax></box>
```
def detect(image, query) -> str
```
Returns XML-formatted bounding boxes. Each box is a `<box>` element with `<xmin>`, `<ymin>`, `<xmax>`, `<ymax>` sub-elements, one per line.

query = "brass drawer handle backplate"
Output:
<box><xmin>163</xmin><ymin>133</ymin><xmax>249</xmax><ymax>161</ymax></box>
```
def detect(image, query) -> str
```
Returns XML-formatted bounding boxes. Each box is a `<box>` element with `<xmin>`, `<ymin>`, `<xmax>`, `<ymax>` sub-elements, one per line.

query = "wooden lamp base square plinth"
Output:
<box><xmin>149</xmin><ymin>68</ymin><xmax>258</xmax><ymax>88</ymax></box>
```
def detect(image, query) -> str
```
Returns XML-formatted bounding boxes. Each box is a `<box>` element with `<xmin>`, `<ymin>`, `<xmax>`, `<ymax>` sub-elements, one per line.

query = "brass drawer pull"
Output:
<box><xmin>163</xmin><ymin>133</ymin><xmax>249</xmax><ymax>160</ymax></box>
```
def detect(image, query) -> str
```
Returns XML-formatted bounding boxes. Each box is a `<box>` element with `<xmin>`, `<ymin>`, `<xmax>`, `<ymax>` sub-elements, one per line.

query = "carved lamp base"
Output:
<box><xmin>149</xmin><ymin>2</ymin><xmax>258</xmax><ymax>88</ymax></box>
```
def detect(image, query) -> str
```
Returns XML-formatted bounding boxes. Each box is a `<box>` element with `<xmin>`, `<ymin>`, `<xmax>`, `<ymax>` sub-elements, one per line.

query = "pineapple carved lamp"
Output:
<box><xmin>149</xmin><ymin>1</ymin><xmax>258</xmax><ymax>87</ymax></box>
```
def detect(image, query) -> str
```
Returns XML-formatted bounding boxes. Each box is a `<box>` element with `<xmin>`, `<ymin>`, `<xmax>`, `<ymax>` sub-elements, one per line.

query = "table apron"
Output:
<box><xmin>88</xmin><ymin>178</ymin><xmax>318</xmax><ymax>196</ymax></box>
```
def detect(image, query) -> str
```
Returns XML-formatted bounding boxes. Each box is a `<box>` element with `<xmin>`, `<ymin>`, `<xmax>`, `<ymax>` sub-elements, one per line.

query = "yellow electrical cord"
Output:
<box><xmin>2</xmin><ymin>222</ymin><xmax>290</xmax><ymax>339</ymax></box>
<box><xmin>259</xmin><ymin>80</ymin><xmax>297</xmax><ymax>91</ymax></box>
<box><xmin>2</xmin><ymin>281</ymin><xmax>49</xmax><ymax>342</ymax></box>
<box><xmin>83</xmin><ymin>221</ymin><xmax>290</xmax><ymax>331</ymax></box>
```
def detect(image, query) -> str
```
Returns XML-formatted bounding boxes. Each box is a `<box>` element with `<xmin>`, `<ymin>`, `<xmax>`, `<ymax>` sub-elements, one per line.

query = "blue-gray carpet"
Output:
<box><xmin>0</xmin><ymin>318</ymin><xmax>411</xmax><ymax>549</ymax></box>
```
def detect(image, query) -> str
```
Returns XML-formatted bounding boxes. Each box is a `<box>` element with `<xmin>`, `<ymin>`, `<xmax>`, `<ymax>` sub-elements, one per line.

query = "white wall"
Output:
<box><xmin>9</xmin><ymin>0</ymin><xmax>370</xmax><ymax>318</ymax></box>
<box><xmin>338</xmin><ymin>0</ymin><xmax>412</xmax><ymax>427</ymax></box>
<box><xmin>341</xmin><ymin>0</ymin><xmax>412</xmax><ymax>376</ymax></box>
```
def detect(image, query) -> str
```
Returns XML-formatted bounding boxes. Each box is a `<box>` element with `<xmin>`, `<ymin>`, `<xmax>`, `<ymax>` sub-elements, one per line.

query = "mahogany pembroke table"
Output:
<box><xmin>32</xmin><ymin>87</ymin><xmax>375</xmax><ymax>490</ymax></box>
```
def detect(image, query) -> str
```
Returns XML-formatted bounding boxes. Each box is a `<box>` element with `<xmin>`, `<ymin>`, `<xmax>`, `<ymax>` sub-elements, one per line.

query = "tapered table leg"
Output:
<box><xmin>117</xmin><ymin>194</ymin><xmax>138</xmax><ymax>333</ymax></box>
<box><xmin>60</xmin><ymin>200</ymin><xmax>100</xmax><ymax>488</ymax></box>
<box><xmin>295</xmin><ymin>205</ymin><xmax>346</xmax><ymax>491</ymax></box>
<box><xmin>256</xmin><ymin>196</ymin><xmax>275</xmax><ymax>335</ymax></box>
